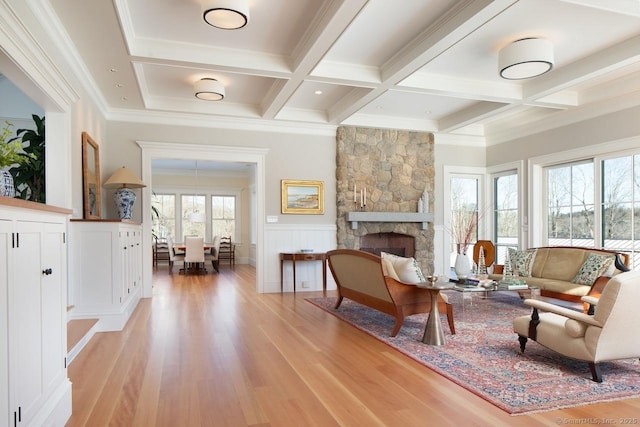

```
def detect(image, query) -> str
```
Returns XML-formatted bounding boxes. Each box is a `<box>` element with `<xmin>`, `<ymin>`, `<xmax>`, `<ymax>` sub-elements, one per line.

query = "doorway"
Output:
<box><xmin>139</xmin><ymin>141</ymin><xmax>268</xmax><ymax>297</ymax></box>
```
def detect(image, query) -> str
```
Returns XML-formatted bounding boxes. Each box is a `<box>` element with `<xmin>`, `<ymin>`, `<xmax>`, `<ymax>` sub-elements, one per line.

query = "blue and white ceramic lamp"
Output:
<box><xmin>103</xmin><ymin>166</ymin><xmax>146</xmax><ymax>220</ymax></box>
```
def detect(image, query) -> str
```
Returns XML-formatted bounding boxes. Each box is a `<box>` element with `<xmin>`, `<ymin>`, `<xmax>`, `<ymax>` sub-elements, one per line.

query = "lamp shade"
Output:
<box><xmin>499</xmin><ymin>38</ymin><xmax>554</xmax><ymax>80</ymax></box>
<box><xmin>194</xmin><ymin>78</ymin><xmax>225</xmax><ymax>101</ymax></box>
<box><xmin>202</xmin><ymin>0</ymin><xmax>249</xmax><ymax>30</ymax></box>
<box><xmin>103</xmin><ymin>166</ymin><xmax>146</xmax><ymax>189</ymax></box>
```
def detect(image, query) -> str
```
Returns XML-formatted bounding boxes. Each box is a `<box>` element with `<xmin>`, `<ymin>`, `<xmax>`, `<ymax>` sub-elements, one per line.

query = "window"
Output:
<box><xmin>181</xmin><ymin>194</ymin><xmax>206</xmax><ymax>239</ymax></box>
<box><xmin>211</xmin><ymin>195</ymin><xmax>236</xmax><ymax>238</ymax></box>
<box><xmin>151</xmin><ymin>194</ymin><xmax>176</xmax><ymax>239</ymax></box>
<box><xmin>493</xmin><ymin>172</ymin><xmax>518</xmax><ymax>263</ymax></box>
<box><xmin>450</xmin><ymin>176</ymin><xmax>479</xmax><ymax>255</ymax></box>
<box><xmin>546</xmin><ymin>161</ymin><xmax>594</xmax><ymax>247</ymax></box>
<box><xmin>602</xmin><ymin>154</ymin><xmax>640</xmax><ymax>268</ymax></box>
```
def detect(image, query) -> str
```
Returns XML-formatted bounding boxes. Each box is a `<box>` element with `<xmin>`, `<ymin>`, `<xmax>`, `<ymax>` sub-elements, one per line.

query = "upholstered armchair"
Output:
<box><xmin>513</xmin><ymin>270</ymin><xmax>640</xmax><ymax>382</ymax></box>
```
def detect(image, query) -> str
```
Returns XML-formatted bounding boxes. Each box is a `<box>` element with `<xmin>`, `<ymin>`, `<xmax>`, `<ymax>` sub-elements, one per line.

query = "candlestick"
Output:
<box><xmin>354</xmin><ymin>183</ymin><xmax>357</xmax><ymax>202</ymax></box>
<box><xmin>360</xmin><ymin>189</ymin><xmax>363</xmax><ymax>208</ymax></box>
<box><xmin>364</xmin><ymin>187</ymin><xmax>367</xmax><ymax>206</ymax></box>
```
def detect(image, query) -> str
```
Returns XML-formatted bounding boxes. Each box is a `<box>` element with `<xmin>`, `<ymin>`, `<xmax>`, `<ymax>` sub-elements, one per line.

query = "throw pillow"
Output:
<box><xmin>507</xmin><ymin>248</ymin><xmax>537</xmax><ymax>277</ymax></box>
<box><xmin>572</xmin><ymin>253</ymin><xmax>615</xmax><ymax>286</ymax></box>
<box><xmin>381</xmin><ymin>258</ymin><xmax>401</xmax><ymax>281</ymax></box>
<box><xmin>380</xmin><ymin>252</ymin><xmax>426</xmax><ymax>284</ymax></box>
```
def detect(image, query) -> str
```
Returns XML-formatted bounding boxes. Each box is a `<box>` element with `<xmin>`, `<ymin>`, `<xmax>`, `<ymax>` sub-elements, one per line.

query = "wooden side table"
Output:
<box><xmin>280</xmin><ymin>252</ymin><xmax>327</xmax><ymax>293</ymax></box>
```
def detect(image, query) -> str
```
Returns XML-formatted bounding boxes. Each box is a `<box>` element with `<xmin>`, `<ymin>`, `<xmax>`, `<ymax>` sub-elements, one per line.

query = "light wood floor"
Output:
<box><xmin>66</xmin><ymin>265</ymin><xmax>640</xmax><ymax>426</ymax></box>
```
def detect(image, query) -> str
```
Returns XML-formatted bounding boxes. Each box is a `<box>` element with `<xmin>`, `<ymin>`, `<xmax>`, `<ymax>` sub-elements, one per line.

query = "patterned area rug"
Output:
<box><xmin>306</xmin><ymin>292</ymin><xmax>640</xmax><ymax>415</ymax></box>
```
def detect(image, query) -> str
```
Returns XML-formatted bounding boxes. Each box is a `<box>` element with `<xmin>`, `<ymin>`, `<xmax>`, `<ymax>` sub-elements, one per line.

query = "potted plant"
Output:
<box><xmin>10</xmin><ymin>115</ymin><xmax>45</xmax><ymax>202</ymax></box>
<box><xmin>0</xmin><ymin>121</ymin><xmax>34</xmax><ymax>198</ymax></box>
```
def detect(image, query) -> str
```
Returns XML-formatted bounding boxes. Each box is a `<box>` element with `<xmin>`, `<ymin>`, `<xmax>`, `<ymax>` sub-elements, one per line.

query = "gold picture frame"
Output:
<box><xmin>281</xmin><ymin>180</ymin><xmax>324</xmax><ymax>214</ymax></box>
<box><xmin>81</xmin><ymin>132</ymin><xmax>102</xmax><ymax>219</ymax></box>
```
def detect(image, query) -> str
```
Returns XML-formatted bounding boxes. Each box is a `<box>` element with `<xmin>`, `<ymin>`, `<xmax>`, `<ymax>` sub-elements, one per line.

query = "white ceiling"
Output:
<box><xmin>47</xmin><ymin>0</ymin><xmax>640</xmax><ymax>145</ymax></box>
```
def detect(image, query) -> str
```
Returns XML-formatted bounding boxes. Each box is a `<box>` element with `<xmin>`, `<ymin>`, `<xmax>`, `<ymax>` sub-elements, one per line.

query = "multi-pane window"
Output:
<box><xmin>151</xmin><ymin>194</ymin><xmax>176</xmax><ymax>240</ymax></box>
<box><xmin>181</xmin><ymin>194</ymin><xmax>206</xmax><ymax>239</ymax></box>
<box><xmin>602</xmin><ymin>154</ymin><xmax>640</xmax><ymax>268</ymax></box>
<box><xmin>493</xmin><ymin>173</ymin><xmax>518</xmax><ymax>263</ymax></box>
<box><xmin>546</xmin><ymin>161</ymin><xmax>594</xmax><ymax>247</ymax></box>
<box><xmin>450</xmin><ymin>176</ymin><xmax>479</xmax><ymax>256</ymax></box>
<box><xmin>211</xmin><ymin>196</ymin><xmax>235</xmax><ymax>238</ymax></box>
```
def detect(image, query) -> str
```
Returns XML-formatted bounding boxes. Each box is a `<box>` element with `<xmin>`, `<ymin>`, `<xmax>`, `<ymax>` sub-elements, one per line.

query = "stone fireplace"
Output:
<box><xmin>335</xmin><ymin>126</ymin><xmax>435</xmax><ymax>273</ymax></box>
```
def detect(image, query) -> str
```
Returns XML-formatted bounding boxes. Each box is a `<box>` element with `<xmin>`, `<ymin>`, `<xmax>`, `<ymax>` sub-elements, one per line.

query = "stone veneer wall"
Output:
<box><xmin>335</xmin><ymin>126</ymin><xmax>435</xmax><ymax>274</ymax></box>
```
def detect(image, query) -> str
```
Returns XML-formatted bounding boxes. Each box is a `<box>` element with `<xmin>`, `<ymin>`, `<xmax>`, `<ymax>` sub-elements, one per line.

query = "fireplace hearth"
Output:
<box><xmin>360</xmin><ymin>232</ymin><xmax>414</xmax><ymax>258</ymax></box>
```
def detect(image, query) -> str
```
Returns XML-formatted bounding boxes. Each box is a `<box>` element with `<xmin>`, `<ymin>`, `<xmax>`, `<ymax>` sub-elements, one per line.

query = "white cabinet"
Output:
<box><xmin>69</xmin><ymin>220</ymin><xmax>142</xmax><ymax>332</ymax></box>
<box><xmin>0</xmin><ymin>202</ymin><xmax>72</xmax><ymax>427</ymax></box>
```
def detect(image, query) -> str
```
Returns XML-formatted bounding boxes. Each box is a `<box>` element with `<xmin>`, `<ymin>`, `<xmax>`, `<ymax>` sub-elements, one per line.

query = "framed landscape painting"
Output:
<box><xmin>281</xmin><ymin>179</ymin><xmax>324</xmax><ymax>214</ymax></box>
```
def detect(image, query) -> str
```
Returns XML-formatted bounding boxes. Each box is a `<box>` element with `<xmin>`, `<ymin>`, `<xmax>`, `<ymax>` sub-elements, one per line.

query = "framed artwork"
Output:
<box><xmin>81</xmin><ymin>132</ymin><xmax>101</xmax><ymax>219</ymax></box>
<box><xmin>281</xmin><ymin>179</ymin><xmax>324</xmax><ymax>214</ymax></box>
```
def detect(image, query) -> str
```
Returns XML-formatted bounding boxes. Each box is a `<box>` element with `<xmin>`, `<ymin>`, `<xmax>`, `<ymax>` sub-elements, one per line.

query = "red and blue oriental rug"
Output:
<box><xmin>306</xmin><ymin>292</ymin><xmax>640</xmax><ymax>415</ymax></box>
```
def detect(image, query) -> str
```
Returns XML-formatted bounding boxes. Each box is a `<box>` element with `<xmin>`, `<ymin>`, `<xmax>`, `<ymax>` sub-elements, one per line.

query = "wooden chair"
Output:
<box><xmin>218</xmin><ymin>236</ymin><xmax>235</xmax><ymax>267</ymax></box>
<box><xmin>153</xmin><ymin>236</ymin><xmax>169</xmax><ymax>268</ymax></box>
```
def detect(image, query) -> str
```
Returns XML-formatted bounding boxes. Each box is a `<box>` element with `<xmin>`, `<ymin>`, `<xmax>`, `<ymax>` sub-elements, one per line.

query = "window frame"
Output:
<box><xmin>151</xmin><ymin>185</ymin><xmax>242</xmax><ymax>244</ymax></box>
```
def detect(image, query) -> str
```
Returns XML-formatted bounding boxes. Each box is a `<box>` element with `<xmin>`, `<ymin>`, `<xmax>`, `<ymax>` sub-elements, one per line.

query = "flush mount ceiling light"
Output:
<box><xmin>498</xmin><ymin>38</ymin><xmax>554</xmax><ymax>80</ymax></box>
<box><xmin>194</xmin><ymin>78</ymin><xmax>225</xmax><ymax>101</ymax></box>
<box><xmin>202</xmin><ymin>0</ymin><xmax>249</xmax><ymax>30</ymax></box>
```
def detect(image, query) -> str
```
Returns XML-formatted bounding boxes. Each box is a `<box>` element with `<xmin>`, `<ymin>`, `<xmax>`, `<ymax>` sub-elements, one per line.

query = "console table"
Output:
<box><xmin>279</xmin><ymin>252</ymin><xmax>327</xmax><ymax>293</ymax></box>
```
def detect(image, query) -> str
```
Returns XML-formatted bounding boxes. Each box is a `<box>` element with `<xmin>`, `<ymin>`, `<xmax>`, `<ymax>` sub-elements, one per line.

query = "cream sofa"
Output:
<box><xmin>326</xmin><ymin>249</ymin><xmax>455</xmax><ymax>337</ymax></box>
<box><xmin>490</xmin><ymin>246</ymin><xmax>630</xmax><ymax>304</ymax></box>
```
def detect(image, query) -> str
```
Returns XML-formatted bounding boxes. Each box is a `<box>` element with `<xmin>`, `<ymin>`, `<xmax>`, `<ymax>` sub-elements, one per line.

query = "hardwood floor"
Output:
<box><xmin>66</xmin><ymin>265</ymin><xmax>640</xmax><ymax>426</ymax></box>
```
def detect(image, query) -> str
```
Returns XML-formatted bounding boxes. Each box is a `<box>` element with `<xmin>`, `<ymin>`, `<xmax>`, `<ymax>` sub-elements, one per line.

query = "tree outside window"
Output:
<box><xmin>494</xmin><ymin>173</ymin><xmax>518</xmax><ymax>263</ymax></box>
<box><xmin>211</xmin><ymin>196</ymin><xmax>235</xmax><ymax>238</ymax></box>
<box><xmin>182</xmin><ymin>194</ymin><xmax>205</xmax><ymax>239</ymax></box>
<box><xmin>546</xmin><ymin>161</ymin><xmax>594</xmax><ymax>247</ymax></box>
<box><xmin>151</xmin><ymin>194</ymin><xmax>175</xmax><ymax>240</ymax></box>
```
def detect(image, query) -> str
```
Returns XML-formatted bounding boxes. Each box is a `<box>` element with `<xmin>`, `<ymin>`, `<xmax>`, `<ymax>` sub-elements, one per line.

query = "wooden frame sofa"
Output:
<box><xmin>490</xmin><ymin>246</ymin><xmax>630</xmax><ymax>310</ymax></box>
<box><xmin>326</xmin><ymin>249</ymin><xmax>455</xmax><ymax>337</ymax></box>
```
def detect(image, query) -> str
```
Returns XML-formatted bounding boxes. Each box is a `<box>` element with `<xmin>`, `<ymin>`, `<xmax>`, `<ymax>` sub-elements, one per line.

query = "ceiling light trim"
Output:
<box><xmin>202</xmin><ymin>0</ymin><xmax>249</xmax><ymax>30</ymax></box>
<box><xmin>194</xmin><ymin>78</ymin><xmax>225</xmax><ymax>101</ymax></box>
<box><xmin>499</xmin><ymin>38</ymin><xmax>554</xmax><ymax>80</ymax></box>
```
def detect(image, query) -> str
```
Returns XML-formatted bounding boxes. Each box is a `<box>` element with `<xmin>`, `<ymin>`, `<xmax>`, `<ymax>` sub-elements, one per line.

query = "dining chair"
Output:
<box><xmin>167</xmin><ymin>235</ymin><xmax>184</xmax><ymax>274</ymax></box>
<box><xmin>205</xmin><ymin>235</ymin><xmax>221</xmax><ymax>273</ymax></box>
<box><xmin>184</xmin><ymin>236</ymin><xmax>205</xmax><ymax>274</ymax></box>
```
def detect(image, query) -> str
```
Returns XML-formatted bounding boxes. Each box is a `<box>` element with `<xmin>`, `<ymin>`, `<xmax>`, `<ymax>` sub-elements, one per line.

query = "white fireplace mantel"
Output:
<box><xmin>346</xmin><ymin>211</ymin><xmax>433</xmax><ymax>230</ymax></box>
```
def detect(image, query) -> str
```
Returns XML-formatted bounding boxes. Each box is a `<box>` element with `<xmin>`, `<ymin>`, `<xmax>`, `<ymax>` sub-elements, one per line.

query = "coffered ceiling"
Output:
<box><xmin>46</xmin><ymin>0</ymin><xmax>640</xmax><ymax>145</ymax></box>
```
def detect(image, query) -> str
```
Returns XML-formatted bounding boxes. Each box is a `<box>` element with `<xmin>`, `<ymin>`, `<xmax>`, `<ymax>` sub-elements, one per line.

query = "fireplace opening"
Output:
<box><xmin>360</xmin><ymin>232</ymin><xmax>415</xmax><ymax>258</ymax></box>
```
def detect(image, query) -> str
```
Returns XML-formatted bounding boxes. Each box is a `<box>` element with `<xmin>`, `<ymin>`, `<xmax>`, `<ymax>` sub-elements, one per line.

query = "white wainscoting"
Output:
<box><xmin>264</xmin><ymin>223</ymin><xmax>337</xmax><ymax>293</ymax></box>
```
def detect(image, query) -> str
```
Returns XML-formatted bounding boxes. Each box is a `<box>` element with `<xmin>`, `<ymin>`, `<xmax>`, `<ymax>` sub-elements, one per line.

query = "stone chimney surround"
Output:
<box><xmin>335</xmin><ymin>126</ymin><xmax>435</xmax><ymax>274</ymax></box>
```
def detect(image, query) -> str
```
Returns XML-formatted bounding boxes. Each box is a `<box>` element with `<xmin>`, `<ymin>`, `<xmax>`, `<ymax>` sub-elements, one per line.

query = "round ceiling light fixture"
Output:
<box><xmin>202</xmin><ymin>0</ymin><xmax>249</xmax><ymax>30</ymax></box>
<box><xmin>194</xmin><ymin>78</ymin><xmax>225</xmax><ymax>101</ymax></box>
<box><xmin>498</xmin><ymin>38</ymin><xmax>554</xmax><ymax>80</ymax></box>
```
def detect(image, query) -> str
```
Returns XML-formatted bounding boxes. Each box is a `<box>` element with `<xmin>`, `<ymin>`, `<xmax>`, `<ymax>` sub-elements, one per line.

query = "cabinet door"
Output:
<box><xmin>0</xmin><ymin>220</ymin><xmax>11</xmax><ymax>426</ymax></box>
<box><xmin>10</xmin><ymin>223</ymin><xmax>44</xmax><ymax>425</ymax></box>
<box><xmin>40</xmin><ymin>225</ymin><xmax>65</xmax><ymax>394</ymax></box>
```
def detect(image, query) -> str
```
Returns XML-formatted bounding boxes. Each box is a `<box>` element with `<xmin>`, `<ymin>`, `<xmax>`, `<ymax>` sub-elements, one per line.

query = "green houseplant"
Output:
<box><xmin>10</xmin><ymin>114</ymin><xmax>45</xmax><ymax>202</ymax></box>
<box><xmin>0</xmin><ymin>121</ymin><xmax>34</xmax><ymax>198</ymax></box>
